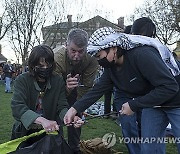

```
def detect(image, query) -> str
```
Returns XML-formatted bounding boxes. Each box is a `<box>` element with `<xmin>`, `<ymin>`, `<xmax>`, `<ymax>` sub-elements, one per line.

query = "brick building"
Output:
<box><xmin>42</xmin><ymin>15</ymin><xmax>124</xmax><ymax>48</ymax></box>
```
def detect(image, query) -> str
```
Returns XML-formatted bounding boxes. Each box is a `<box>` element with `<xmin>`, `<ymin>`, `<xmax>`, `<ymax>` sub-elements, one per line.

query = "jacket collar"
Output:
<box><xmin>34</xmin><ymin>78</ymin><xmax>51</xmax><ymax>91</ymax></box>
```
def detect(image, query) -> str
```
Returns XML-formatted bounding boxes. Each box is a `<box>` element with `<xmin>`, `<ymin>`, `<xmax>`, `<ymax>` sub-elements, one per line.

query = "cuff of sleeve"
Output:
<box><xmin>21</xmin><ymin>110</ymin><xmax>40</xmax><ymax>130</ymax></box>
<box><xmin>128</xmin><ymin>100</ymin><xmax>139</xmax><ymax>112</ymax></box>
<box><xmin>72</xmin><ymin>104</ymin><xmax>82</xmax><ymax>114</ymax></box>
<box><xmin>59</xmin><ymin>108</ymin><xmax>69</xmax><ymax>121</ymax></box>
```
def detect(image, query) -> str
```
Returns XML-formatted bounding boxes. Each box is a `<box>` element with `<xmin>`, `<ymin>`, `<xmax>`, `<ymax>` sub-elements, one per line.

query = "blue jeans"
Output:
<box><xmin>5</xmin><ymin>77</ymin><xmax>12</xmax><ymax>92</ymax></box>
<box><xmin>141</xmin><ymin>108</ymin><xmax>180</xmax><ymax>154</ymax></box>
<box><xmin>114</xmin><ymin>98</ymin><xmax>141</xmax><ymax>154</ymax></box>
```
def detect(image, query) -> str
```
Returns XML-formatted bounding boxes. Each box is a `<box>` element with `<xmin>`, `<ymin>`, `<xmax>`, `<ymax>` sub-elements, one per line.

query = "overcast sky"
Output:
<box><xmin>68</xmin><ymin>0</ymin><xmax>145</xmax><ymax>24</ymax></box>
<box><xmin>92</xmin><ymin>0</ymin><xmax>144</xmax><ymax>22</ymax></box>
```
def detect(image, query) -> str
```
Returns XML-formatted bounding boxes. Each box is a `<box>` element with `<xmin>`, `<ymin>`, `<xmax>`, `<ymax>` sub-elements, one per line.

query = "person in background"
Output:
<box><xmin>15</xmin><ymin>64</ymin><xmax>23</xmax><ymax>76</ymax></box>
<box><xmin>124</xmin><ymin>25</ymin><xmax>132</xmax><ymax>34</ymax></box>
<box><xmin>0</xmin><ymin>63</ymin><xmax>4</xmax><ymax>80</ymax></box>
<box><xmin>3</xmin><ymin>61</ymin><xmax>14</xmax><ymax>93</ymax></box>
<box><xmin>54</xmin><ymin>28</ymin><xmax>98</xmax><ymax>154</ymax></box>
<box><xmin>103</xmin><ymin>87</ymin><xmax>117</xmax><ymax>119</ymax></box>
<box><xmin>11</xmin><ymin>44</ymin><xmax>82</xmax><ymax>140</ymax></box>
<box><xmin>131</xmin><ymin>17</ymin><xmax>156</xmax><ymax>38</ymax></box>
<box><xmin>104</xmin><ymin>88</ymin><xmax>113</xmax><ymax>115</ymax></box>
<box><xmin>64</xmin><ymin>27</ymin><xmax>180</xmax><ymax>154</ymax></box>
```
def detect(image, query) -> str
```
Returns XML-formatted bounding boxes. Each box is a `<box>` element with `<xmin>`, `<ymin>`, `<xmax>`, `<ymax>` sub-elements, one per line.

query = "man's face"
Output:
<box><xmin>66</xmin><ymin>41</ymin><xmax>86</xmax><ymax>64</ymax></box>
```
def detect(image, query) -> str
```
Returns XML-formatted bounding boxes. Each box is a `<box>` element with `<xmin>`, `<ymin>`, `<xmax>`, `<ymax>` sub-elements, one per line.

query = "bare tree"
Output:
<box><xmin>3</xmin><ymin>0</ymin><xmax>114</xmax><ymax>65</ymax></box>
<box><xmin>129</xmin><ymin>0</ymin><xmax>180</xmax><ymax>45</ymax></box>
<box><xmin>4</xmin><ymin>0</ymin><xmax>88</xmax><ymax>65</ymax></box>
<box><xmin>168</xmin><ymin>0</ymin><xmax>180</xmax><ymax>33</ymax></box>
<box><xmin>0</xmin><ymin>1</ymin><xmax>13</xmax><ymax>41</ymax></box>
<box><xmin>4</xmin><ymin>0</ymin><xmax>46</xmax><ymax>65</ymax></box>
<box><xmin>4</xmin><ymin>0</ymin><xmax>68</xmax><ymax>66</ymax></box>
<box><xmin>0</xmin><ymin>15</ymin><xmax>11</xmax><ymax>40</ymax></box>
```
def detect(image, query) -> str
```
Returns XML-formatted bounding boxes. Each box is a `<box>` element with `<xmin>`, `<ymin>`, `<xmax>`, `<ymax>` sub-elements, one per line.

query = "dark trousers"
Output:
<box><xmin>104</xmin><ymin>89</ymin><xmax>116</xmax><ymax>114</ymax></box>
<box><xmin>67</xmin><ymin>89</ymin><xmax>81</xmax><ymax>153</ymax></box>
<box><xmin>104</xmin><ymin>90</ymin><xmax>112</xmax><ymax>114</ymax></box>
<box><xmin>67</xmin><ymin>126</ymin><xmax>81</xmax><ymax>152</ymax></box>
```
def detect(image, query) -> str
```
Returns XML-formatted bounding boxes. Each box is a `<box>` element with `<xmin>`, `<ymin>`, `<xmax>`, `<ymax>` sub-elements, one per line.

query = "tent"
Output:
<box><xmin>0</xmin><ymin>130</ymin><xmax>73</xmax><ymax>154</ymax></box>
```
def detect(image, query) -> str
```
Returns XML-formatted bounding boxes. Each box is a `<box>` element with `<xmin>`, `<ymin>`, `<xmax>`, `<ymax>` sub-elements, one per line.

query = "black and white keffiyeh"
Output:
<box><xmin>87</xmin><ymin>27</ymin><xmax>180</xmax><ymax>76</ymax></box>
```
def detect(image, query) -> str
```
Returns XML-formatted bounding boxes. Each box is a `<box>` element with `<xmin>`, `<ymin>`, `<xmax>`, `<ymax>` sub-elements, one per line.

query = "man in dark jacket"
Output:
<box><xmin>64</xmin><ymin>27</ymin><xmax>180</xmax><ymax>154</ymax></box>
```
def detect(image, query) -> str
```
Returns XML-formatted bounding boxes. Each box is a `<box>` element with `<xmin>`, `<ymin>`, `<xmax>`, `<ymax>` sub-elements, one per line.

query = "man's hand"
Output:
<box><xmin>119</xmin><ymin>102</ymin><xmax>134</xmax><ymax>115</ymax></box>
<box><xmin>73</xmin><ymin>116</ymin><xmax>84</xmax><ymax>128</ymax></box>
<box><xmin>66</xmin><ymin>74</ymin><xmax>80</xmax><ymax>91</ymax></box>
<box><xmin>64</xmin><ymin>107</ymin><xmax>77</xmax><ymax>126</ymax></box>
<box><xmin>34</xmin><ymin>117</ymin><xmax>59</xmax><ymax>132</ymax></box>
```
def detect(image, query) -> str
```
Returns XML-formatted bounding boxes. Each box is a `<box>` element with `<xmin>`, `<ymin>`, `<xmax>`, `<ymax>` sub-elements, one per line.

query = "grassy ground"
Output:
<box><xmin>0</xmin><ymin>83</ymin><xmax>178</xmax><ymax>153</ymax></box>
<box><xmin>0</xmin><ymin>83</ymin><xmax>14</xmax><ymax>143</ymax></box>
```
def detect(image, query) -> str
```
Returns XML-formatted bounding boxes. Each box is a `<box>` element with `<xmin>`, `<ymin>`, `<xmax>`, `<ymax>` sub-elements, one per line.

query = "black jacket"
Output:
<box><xmin>73</xmin><ymin>46</ymin><xmax>180</xmax><ymax>112</ymax></box>
<box><xmin>3</xmin><ymin>64</ymin><xmax>14</xmax><ymax>78</ymax></box>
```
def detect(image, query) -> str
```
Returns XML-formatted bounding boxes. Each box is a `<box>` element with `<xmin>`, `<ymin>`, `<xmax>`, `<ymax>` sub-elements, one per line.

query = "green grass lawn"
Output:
<box><xmin>0</xmin><ymin>83</ymin><xmax>178</xmax><ymax>153</ymax></box>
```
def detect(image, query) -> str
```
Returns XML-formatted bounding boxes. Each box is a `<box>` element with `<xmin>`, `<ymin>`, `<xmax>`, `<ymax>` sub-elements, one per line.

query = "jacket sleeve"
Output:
<box><xmin>73</xmin><ymin>69</ymin><xmax>114</xmax><ymax>113</ymax></box>
<box><xmin>128</xmin><ymin>48</ymin><xmax>179</xmax><ymax>111</ymax></box>
<box><xmin>11</xmin><ymin>76</ymin><xmax>40</xmax><ymax>130</ymax></box>
<box><xmin>54</xmin><ymin>50</ymin><xmax>64</xmax><ymax>76</ymax></box>
<box><xmin>56</xmin><ymin>76</ymin><xmax>69</xmax><ymax>120</ymax></box>
<box><xmin>54</xmin><ymin>46</ymin><xmax>68</xmax><ymax>78</ymax></box>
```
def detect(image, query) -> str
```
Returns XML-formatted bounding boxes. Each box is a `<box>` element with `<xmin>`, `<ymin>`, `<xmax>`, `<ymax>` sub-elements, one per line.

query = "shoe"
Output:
<box><xmin>5</xmin><ymin>91</ymin><xmax>13</xmax><ymax>93</ymax></box>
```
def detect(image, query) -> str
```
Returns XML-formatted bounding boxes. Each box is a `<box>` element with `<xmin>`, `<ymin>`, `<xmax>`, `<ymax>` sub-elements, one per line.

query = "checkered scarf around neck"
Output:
<box><xmin>88</xmin><ymin>27</ymin><xmax>180</xmax><ymax>76</ymax></box>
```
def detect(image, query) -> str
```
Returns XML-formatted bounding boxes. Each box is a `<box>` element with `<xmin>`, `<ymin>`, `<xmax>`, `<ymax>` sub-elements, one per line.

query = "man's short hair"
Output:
<box><xmin>67</xmin><ymin>28</ymin><xmax>88</xmax><ymax>48</ymax></box>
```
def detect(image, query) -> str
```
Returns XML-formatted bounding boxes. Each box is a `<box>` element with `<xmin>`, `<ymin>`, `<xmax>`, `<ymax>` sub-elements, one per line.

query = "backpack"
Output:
<box><xmin>80</xmin><ymin>138</ymin><xmax>112</xmax><ymax>154</ymax></box>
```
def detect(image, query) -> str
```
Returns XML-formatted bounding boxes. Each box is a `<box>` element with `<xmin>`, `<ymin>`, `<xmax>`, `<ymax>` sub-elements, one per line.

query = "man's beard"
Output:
<box><xmin>71</xmin><ymin>60</ymin><xmax>81</xmax><ymax>65</ymax></box>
